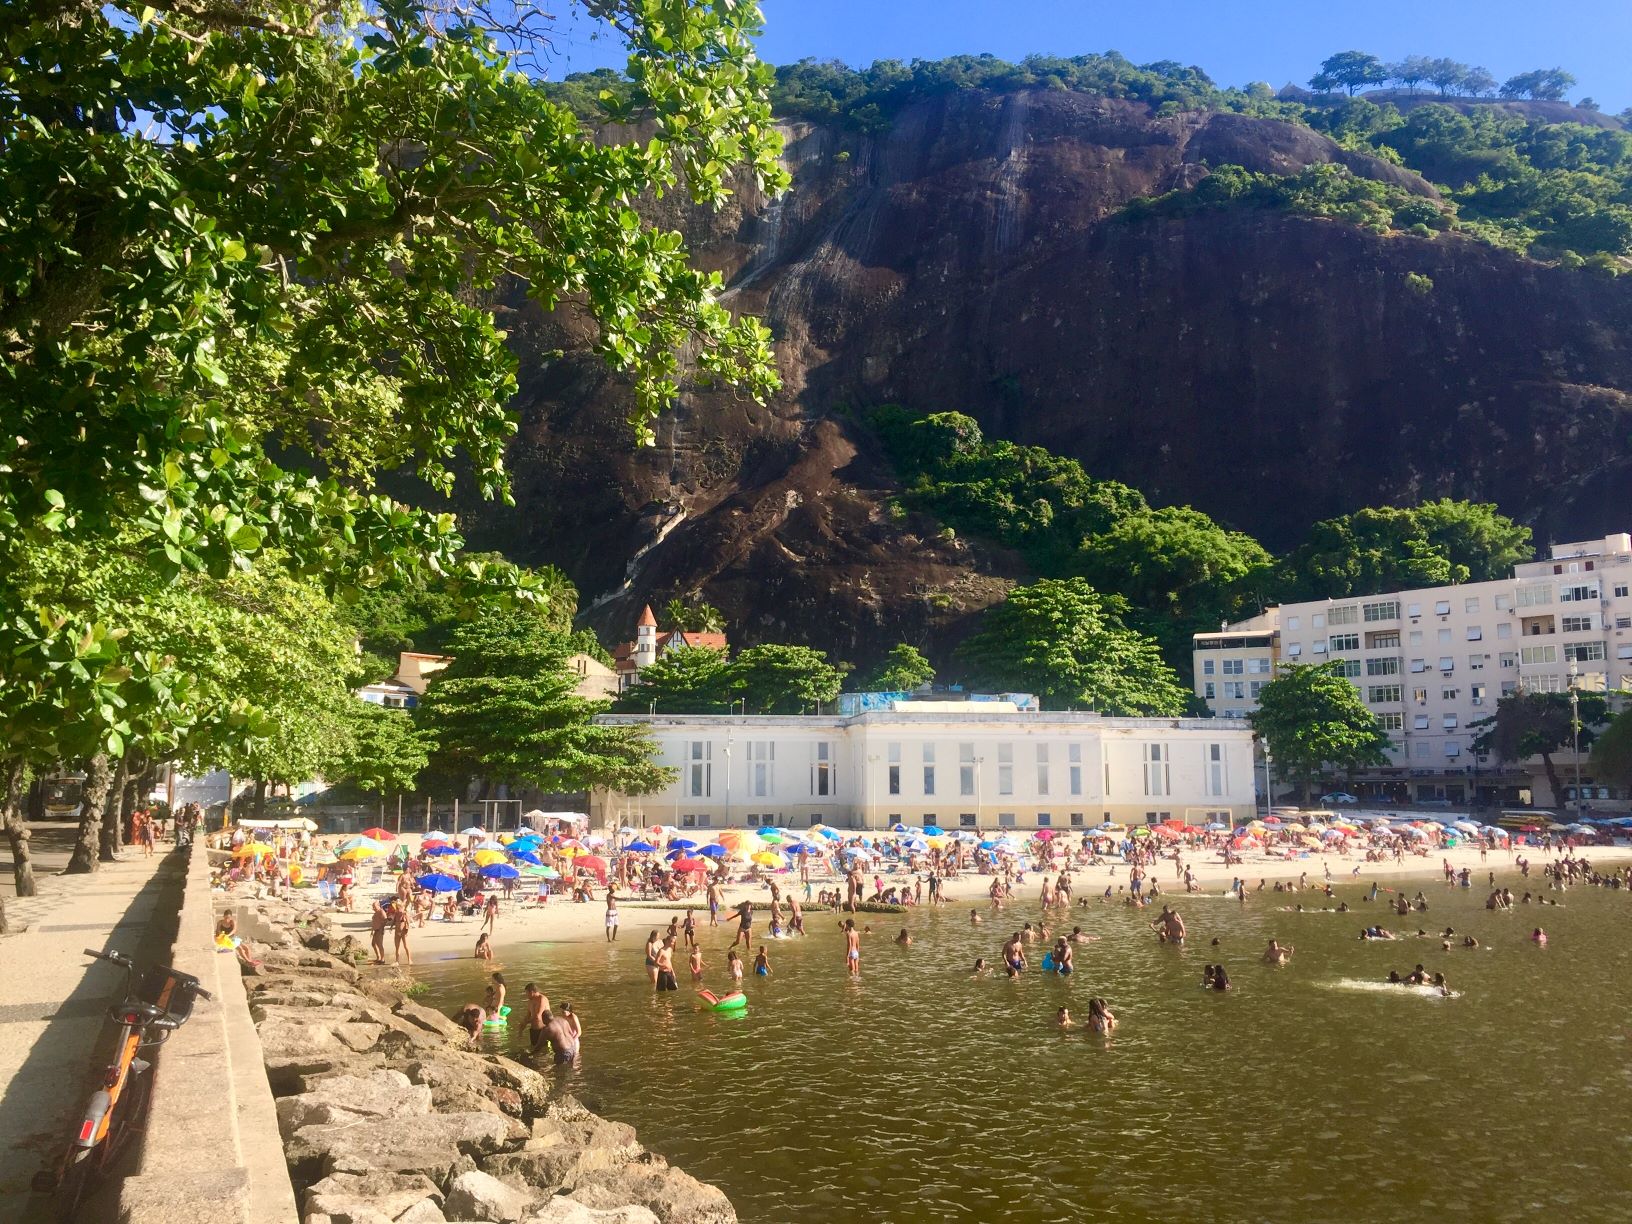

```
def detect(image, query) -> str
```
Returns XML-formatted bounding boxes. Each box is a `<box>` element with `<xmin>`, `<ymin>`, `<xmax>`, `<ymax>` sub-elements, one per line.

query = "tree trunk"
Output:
<box><xmin>26</xmin><ymin>773</ymin><xmax>45</xmax><ymax>822</ymax></box>
<box><xmin>65</xmin><ymin>753</ymin><xmax>112</xmax><ymax>874</ymax></box>
<box><xmin>251</xmin><ymin>778</ymin><xmax>267</xmax><ymax>819</ymax></box>
<box><xmin>99</xmin><ymin>754</ymin><xmax>132</xmax><ymax>862</ymax></box>
<box><xmin>1539</xmin><ymin>751</ymin><xmax>1565</xmax><ymax>810</ymax></box>
<box><xmin>3</xmin><ymin>758</ymin><xmax>36</xmax><ymax>899</ymax></box>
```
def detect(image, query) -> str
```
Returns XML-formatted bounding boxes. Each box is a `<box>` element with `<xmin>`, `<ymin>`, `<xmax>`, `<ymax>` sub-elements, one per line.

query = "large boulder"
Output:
<box><xmin>304</xmin><ymin>1170</ymin><xmax>443</xmax><ymax>1221</ymax></box>
<box><xmin>524</xmin><ymin>1198</ymin><xmax>660</xmax><ymax>1224</ymax></box>
<box><xmin>443</xmin><ymin>1169</ymin><xmax>537</xmax><ymax>1222</ymax></box>
<box><xmin>285</xmin><ymin>1111</ymin><xmax>520</xmax><ymax>1184</ymax></box>
<box><xmin>276</xmin><ymin>1069</ymin><xmax>433</xmax><ymax>1136</ymax></box>
<box><xmin>566</xmin><ymin>1159</ymin><xmax>735</xmax><ymax>1224</ymax></box>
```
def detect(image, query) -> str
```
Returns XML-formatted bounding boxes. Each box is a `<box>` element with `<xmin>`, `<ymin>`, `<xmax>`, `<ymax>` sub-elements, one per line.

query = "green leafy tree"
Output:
<box><xmin>732</xmin><ymin>645</ymin><xmax>843</xmax><ymax>715</ymax></box>
<box><xmin>333</xmin><ymin>702</ymin><xmax>431</xmax><ymax>802</ymax></box>
<box><xmin>1588</xmin><ymin>707</ymin><xmax>1632</xmax><ymax>792</ymax></box>
<box><xmin>868</xmin><ymin>645</ymin><xmax>936</xmax><ymax>692</ymax></box>
<box><xmin>1422</xmin><ymin>58</ymin><xmax>1471</xmax><ymax>96</ymax></box>
<box><xmin>1248</xmin><ymin>663</ymin><xmax>1391</xmax><ymax>801</ymax></box>
<box><xmin>0</xmin><ymin>0</ymin><xmax>786</xmax><ymax>768</ymax></box>
<box><xmin>1389</xmin><ymin>56</ymin><xmax>1434</xmax><ymax>95</ymax></box>
<box><xmin>613</xmin><ymin>646</ymin><xmax>739</xmax><ymax>714</ymax></box>
<box><xmin>1311</xmin><ymin>51</ymin><xmax>1388</xmax><ymax>96</ymax></box>
<box><xmin>1075</xmin><ymin>506</ymin><xmax>1274</xmax><ymax>665</ymax></box>
<box><xmin>1501</xmin><ymin>69</ymin><xmax>1576</xmax><ymax>101</ymax></box>
<box><xmin>1460</xmin><ymin>67</ymin><xmax>1498</xmax><ymax>97</ymax></box>
<box><xmin>418</xmin><ymin>613</ymin><xmax>672</xmax><ymax>795</ymax></box>
<box><xmin>957</xmin><ymin>579</ymin><xmax>1187</xmax><ymax>715</ymax></box>
<box><xmin>1472</xmin><ymin>690</ymin><xmax>1607</xmax><ymax>808</ymax></box>
<box><xmin>661</xmin><ymin>598</ymin><xmax>727</xmax><ymax>634</ymax></box>
<box><xmin>1278</xmin><ymin>501</ymin><xmax>1531</xmax><ymax>601</ymax></box>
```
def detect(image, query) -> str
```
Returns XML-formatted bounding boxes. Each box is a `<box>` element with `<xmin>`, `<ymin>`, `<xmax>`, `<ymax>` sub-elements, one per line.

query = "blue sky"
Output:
<box><xmin>544</xmin><ymin>0</ymin><xmax>1632</xmax><ymax>112</ymax></box>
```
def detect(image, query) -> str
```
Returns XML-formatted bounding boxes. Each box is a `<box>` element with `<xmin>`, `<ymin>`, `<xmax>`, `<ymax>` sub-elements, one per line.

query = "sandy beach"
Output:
<box><xmin>275</xmin><ymin>836</ymin><xmax>1632</xmax><ymax>959</ymax></box>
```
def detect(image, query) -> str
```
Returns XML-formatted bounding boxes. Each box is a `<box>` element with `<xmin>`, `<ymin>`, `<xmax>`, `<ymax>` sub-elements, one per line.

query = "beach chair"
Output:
<box><xmin>367</xmin><ymin>862</ymin><xmax>386</xmax><ymax>886</ymax></box>
<box><xmin>317</xmin><ymin>877</ymin><xmax>336</xmax><ymax>905</ymax></box>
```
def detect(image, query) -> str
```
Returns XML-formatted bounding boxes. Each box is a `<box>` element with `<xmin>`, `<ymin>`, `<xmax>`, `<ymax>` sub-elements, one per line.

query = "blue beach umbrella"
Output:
<box><xmin>698</xmin><ymin>844</ymin><xmax>728</xmax><ymax>858</ymax></box>
<box><xmin>1205</xmin><ymin>822</ymin><xmax>1228</xmax><ymax>832</ymax></box>
<box><xmin>510</xmin><ymin>850</ymin><xmax>543</xmax><ymax>865</ymax></box>
<box><xmin>416</xmin><ymin>873</ymin><xmax>461</xmax><ymax>892</ymax></box>
<box><xmin>669</xmin><ymin>838</ymin><xmax>699</xmax><ymax>851</ymax></box>
<box><xmin>626</xmin><ymin>840</ymin><xmax>658</xmax><ymax>853</ymax></box>
<box><xmin>480</xmin><ymin>863</ymin><xmax>520</xmax><ymax>879</ymax></box>
<box><xmin>816</xmin><ymin>827</ymin><xmax>840</xmax><ymax>840</ymax></box>
<box><xmin>423</xmin><ymin>844</ymin><xmax>460</xmax><ymax>857</ymax></box>
<box><xmin>921</xmin><ymin>825</ymin><xmax>945</xmax><ymax>837</ymax></box>
<box><xmin>890</xmin><ymin>823</ymin><xmax>909</xmax><ymax>833</ymax></box>
<box><xmin>756</xmin><ymin>826</ymin><xmax>781</xmax><ymax>837</ymax></box>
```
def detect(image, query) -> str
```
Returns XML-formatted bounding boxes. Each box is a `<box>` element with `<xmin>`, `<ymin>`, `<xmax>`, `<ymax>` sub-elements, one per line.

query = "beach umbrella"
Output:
<box><xmin>575</xmin><ymin>854</ymin><xmax>609</xmax><ymax>882</ymax></box>
<box><xmin>698</xmin><ymin>843</ymin><xmax>728</xmax><ymax>859</ymax></box>
<box><xmin>669</xmin><ymin>837</ymin><xmax>699</xmax><ymax>851</ymax></box>
<box><xmin>755</xmin><ymin>825</ymin><xmax>781</xmax><ymax>838</ymax></box>
<box><xmin>583</xmin><ymin>834</ymin><xmax>607</xmax><ymax>847</ymax></box>
<box><xmin>474</xmin><ymin>840</ymin><xmax>506</xmax><ymax>852</ymax></box>
<box><xmin>1262</xmin><ymin>816</ymin><xmax>1282</xmax><ymax>826</ymax></box>
<box><xmin>977</xmin><ymin>840</ymin><xmax>996</xmax><ymax>851</ymax></box>
<box><xmin>473</xmin><ymin>849</ymin><xmax>508</xmax><ymax>866</ymax></box>
<box><xmin>233</xmin><ymin>841</ymin><xmax>274</xmax><ymax>858</ymax></box>
<box><xmin>359</xmin><ymin>827</ymin><xmax>397</xmax><ymax>840</ymax></box>
<box><xmin>1453</xmin><ymin>821</ymin><xmax>1481</xmax><ymax>834</ymax></box>
<box><xmin>1322</xmin><ymin>828</ymin><xmax>1345</xmax><ymax>839</ymax></box>
<box><xmin>921</xmin><ymin>825</ymin><xmax>945</xmax><ymax>837</ymax></box>
<box><xmin>459</xmin><ymin>825</ymin><xmax>486</xmax><ymax>835</ymax></box>
<box><xmin>903</xmin><ymin>838</ymin><xmax>929</xmax><ymax>853</ymax></box>
<box><xmin>416</xmin><ymin>873</ymin><xmax>461</xmax><ymax>892</ymax></box>
<box><xmin>1034</xmin><ymin>829</ymin><xmax>1056</xmax><ymax>840</ymax></box>
<box><xmin>816</xmin><ymin>827</ymin><xmax>841</xmax><ymax>840</ymax></box>
<box><xmin>890</xmin><ymin>823</ymin><xmax>910</xmax><ymax>833</ymax></box>
<box><xmin>673</xmin><ymin>857</ymin><xmax>708</xmax><ymax>873</ymax></box>
<box><xmin>1205</xmin><ymin>822</ymin><xmax>1229</xmax><ymax>832</ymax></box>
<box><xmin>751</xmin><ymin>850</ymin><xmax>786</xmax><ymax>868</ymax></box>
<box><xmin>336</xmin><ymin>835</ymin><xmax>385</xmax><ymax>853</ymax></box>
<box><xmin>423</xmin><ymin>843</ymin><xmax>460</xmax><ymax>856</ymax></box>
<box><xmin>1131</xmin><ymin>827</ymin><xmax>1151</xmax><ymax>838</ymax></box>
<box><xmin>480</xmin><ymin>863</ymin><xmax>520</xmax><ymax>879</ymax></box>
<box><xmin>511</xmin><ymin>850</ymin><xmax>543</xmax><ymax>866</ymax></box>
<box><xmin>626</xmin><ymin>840</ymin><xmax>658</xmax><ymax>853</ymax></box>
<box><xmin>521</xmin><ymin>864</ymin><xmax>561</xmax><ymax>879</ymax></box>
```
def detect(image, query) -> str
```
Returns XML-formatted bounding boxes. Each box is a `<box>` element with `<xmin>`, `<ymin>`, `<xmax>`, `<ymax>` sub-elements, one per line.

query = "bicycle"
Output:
<box><xmin>32</xmin><ymin>948</ymin><xmax>211</xmax><ymax>1221</ymax></box>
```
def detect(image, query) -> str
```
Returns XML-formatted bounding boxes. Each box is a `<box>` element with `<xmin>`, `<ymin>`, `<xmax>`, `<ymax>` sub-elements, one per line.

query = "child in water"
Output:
<box><xmin>753</xmin><ymin>946</ymin><xmax>771</xmax><ymax>976</ymax></box>
<box><xmin>727</xmin><ymin>947</ymin><xmax>744</xmax><ymax>983</ymax></box>
<box><xmin>688</xmin><ymin>945</ymin><xmax>705</xmax><ymax>982</ymax></box>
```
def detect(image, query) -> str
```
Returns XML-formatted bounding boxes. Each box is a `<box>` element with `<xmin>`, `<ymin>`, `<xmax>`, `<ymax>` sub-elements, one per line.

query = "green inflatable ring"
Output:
<box><xmin>698</xmin><ymin>990</ymin><xmax>747</xmax><ymax>1012</ymax></box>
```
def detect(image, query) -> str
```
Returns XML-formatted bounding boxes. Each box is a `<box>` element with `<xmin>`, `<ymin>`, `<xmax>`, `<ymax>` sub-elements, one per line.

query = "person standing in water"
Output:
<box><xmin>369</xmin><ymin>897</ymin><xmax>390</xmax><ymax>965</ymax></box>
<box><xmin>654</xmin><ymin>936</ymin><xmax>678</xmax><ymax>992</ymax></box>
<box><xmin>525</xmin><ymin>983</ymin><xmax>548</xmax><ymax>1052</ymax></box>
<box><xmin>604</xmin><ymin>887</ymin><xmax>619</xmax><ymax>942</ymax></box>
<box><xmin>728</xmin><ymin>900</ymin><xmax>754</xmax><ymax>950</ymax></box>
<box><xmin>392</xmin><ymin>900</ymin><xmax>413</xmax><ymax>966</ymax></box>
<box><xmin>1151</xmin><ymin>905</ymin><xmax>1186</xmax><ymax>944</ymax></box>
<box><xmin>844</xmin><ymin>918</ymin><xmax>861</xmax><ymax>976</ymax></box>
<box><xmin>643</xmin><ymin>929</ymin><xmax>661</xmax><ymax>986</ymax></box>
<box><xmin>1262</xmin><ymin>939</ymin><xmax>1293</xmax><ymax>966</ymax></box>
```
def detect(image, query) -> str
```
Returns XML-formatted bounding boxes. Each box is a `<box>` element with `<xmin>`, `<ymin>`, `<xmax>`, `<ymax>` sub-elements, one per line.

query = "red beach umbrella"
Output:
<box><xmin>360</xmin><ymin>827</ymin><xmax>397</xmax><ymax>840</ymax></box>
<box><xmin>672</xmin><ymin>857</ymin><xmax>708</xmax><ymax>872</ymax></box>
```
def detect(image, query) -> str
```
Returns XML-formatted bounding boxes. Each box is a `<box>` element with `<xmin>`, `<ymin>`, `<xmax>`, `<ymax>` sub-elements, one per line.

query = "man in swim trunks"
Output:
<box><xmin>1001</xmin><ymin>932</ymin><xmax>1026</xmax><ymax>974</ymax></box>
<box><xmin>706</xmin><ymin>879</ymin><xmax>722</xmax><ymax>926</ymax></box>
<box><xmin>844</xmin><ymin>918</ymin><xmax>861</xmax><ymax>976</ymax></box>
<box><xmin>1152</xmin><ymin>905</ymin><xmax>1186</xmax><ymax>943</ymax></box>
<box><xmin>654</xmin><ymin>936</ymin><xmax>678</xmax><ymax>992</ymax></box>
<box><xmin>539</xmin><ymin>1004</ymin><xmax>579</xmax><ymax>1065</ymax></box>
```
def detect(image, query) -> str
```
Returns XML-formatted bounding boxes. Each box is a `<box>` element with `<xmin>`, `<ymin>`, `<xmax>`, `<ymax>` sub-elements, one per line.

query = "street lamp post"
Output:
<box><xmin>1568</xmin><ymin>662</ymin><xmax>1584</xmax><ymax>819</ymax></box>
<box><xmin>1263</xmin><ymin>746</ymin><xmax>1274</xmax><ymax>815</ymax></box>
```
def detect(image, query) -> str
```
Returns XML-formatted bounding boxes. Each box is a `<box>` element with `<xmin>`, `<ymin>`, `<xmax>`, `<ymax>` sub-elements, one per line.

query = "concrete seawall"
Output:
<box><xmin>115</xmin><ymin>844</ymin><xmax>299</xmax><ymax>1224</ymax></box>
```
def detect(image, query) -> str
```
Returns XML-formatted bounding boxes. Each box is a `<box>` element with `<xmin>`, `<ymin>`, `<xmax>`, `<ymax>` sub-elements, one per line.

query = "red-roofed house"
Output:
<box><xmin>613</xmin><ymin>605</ymin><xmax>729</xmax><ymax>691</ymax></box>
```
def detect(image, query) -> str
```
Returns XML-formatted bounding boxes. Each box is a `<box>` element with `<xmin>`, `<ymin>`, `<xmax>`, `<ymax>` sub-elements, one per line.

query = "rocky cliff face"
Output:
<box><xmin>464</xmin><ymin>89</ymin><xmax>1632</xmax><ymax>665</ymax></box>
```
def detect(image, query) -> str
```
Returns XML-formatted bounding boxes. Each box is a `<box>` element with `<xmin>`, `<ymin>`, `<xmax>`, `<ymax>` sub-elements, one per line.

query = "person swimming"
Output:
<box><xmin>1263</xmin><ymin>939</ymin><xmax>1293</xmax><ymax>966</ymax></box>
<box><xmin>894</xmin><ymin>928</ymin><xmax>912</xmax><ymax>946</ymax></box>
<box><xmin>1532</xmin><ymin>927</ymin><xmax>1548</xmax><ymax>944</ymax></box>
<box><xmin>1087</xmin><ymin>997</ymin><xmax>1117</xmax><ymax>1034</ymax></box>
<box><xmin>1209</xmin><ymin>965</ymin><xmax>1231</xmax><ymax>991</ymax></box>
<box><xmin>1056</xmin><ymin>1006</ymin><xmax>1075</xmax><ymax>1029</ymax></box>
<box><xmin>753</xmin><ymin>945</ymin><xmax>771</xmax><ymax>976</ymax></box>
<box><xmin>971</xmin><ymin>957</ymin><xmax>987</xmax><ymax>976</ymax></box>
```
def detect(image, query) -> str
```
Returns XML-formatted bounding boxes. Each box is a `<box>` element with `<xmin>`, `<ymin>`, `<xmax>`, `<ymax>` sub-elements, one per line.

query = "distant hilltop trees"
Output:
<box><xmin>1309</xmin><ymin>51</ymin><xmax>1575</xmax><ymax>104</ymax></box>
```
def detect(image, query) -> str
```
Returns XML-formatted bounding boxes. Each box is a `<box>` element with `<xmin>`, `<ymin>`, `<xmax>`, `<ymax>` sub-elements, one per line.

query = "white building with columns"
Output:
<box><xmin>594</xmin><ymin>705</ymin><xmax>1257</xmax><ymax>832</ymax></box>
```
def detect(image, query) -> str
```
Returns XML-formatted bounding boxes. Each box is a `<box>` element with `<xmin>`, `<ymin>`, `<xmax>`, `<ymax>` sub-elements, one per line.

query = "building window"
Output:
<box><xmin>1443</xmin><ymin>714</ymin><xmax>1458</xmax><ymax>729</ymax></box>
<box><xmin>1143</xmin><ymin>744</ymin><xmax>1169</xmax><ymax>797</ymax></box>
<box><xmin>1415</xmin><ymin>742</ymin><xmax>1430</xmax><ymax>759</ymax></box>
<box><xmin>1565</xmin><ymin>641</ymin><xmax>1606</xmax><ymax>662</ymax></box>
<box><xmin>1330</xmin><ymin>633</ymin><xmax>1359</xmax><ymax>653</ymax></box>
<box><xmin>1202</xmin><ymin>659</ymin><xmax>1215</xmax><ymax>676</ymax></box>
<box><xmin>1379</xmin><ymin>712</ymin><xmax>1404</xmax><ymax>731</ymax></box>
<box><xmin>1247</xmin><ymin>657</ymin><xmax>1271</xmax><ymax>674</ymax></box>
<box><xmin>959</xmin><ymin>743</ymin><xmax>976</xmax><ymax>796</ymax></box>
<box><xmin>923</xmin><ymin>765</ymin><xmax>936</xmax><ymax>795</ymax></box>
<box><xmin>1369</xmin><ymin>632</ymin><xmax>1401</xmax><ymax>649</ymax></box>
<box><xmin>1434</xmin><ymin>601</ymin><xmax>1452</xmax><ymax>615</ymax></box>
<box><xmin>1444</xmin><ymin>741</ymin><xmax>1461</xmax><ymax>758</ymax></box>
<box><xmin>1497</xmin><ymin>623</ymin><xmax>1512</xmax><ymax>639</ymax></box>
<box><xmin>1249</xmin><ymin>680</ymin><xmax>1265</xmax><ymax>698</ymax></box>
<box><xmin>1335</xmin><ymin>660</ymin><xmax>1361</xmax><ymax>678</ymax></box>
<box><xmin>1329</xmin><ymin>605</ymin><xmax>1359</xmax><ymax>625</ymax></box>
<box><xmin>1518</xmin><ymin>584</ymin><xmax>1553</xmax><ymax>608</ymax></box>
<box><xmin>888</xmin><ymin>764</ymin><xmax>901</xmax><ymax>795</ymax></box>
<box><xmin>1560</xmin><ymin>584</ymin><xmax>1598</xmax><ymax>603</ymax></box>
<box><xmin>1366</xmin><ymin>657</ymin><xmax>1400</xmax><ymax>676</ymax></box>
<box><xmin>1500</xmin><ymin>651</ymin><xmax>1517</xmax><ymax>668</ymax></box>
<box><xmin>1410</xmin><ymin>659</ymin><xmax>1426</xmax><ymax>673</ymax></box>
<box><xmin>997</xmin><ymin>744</ymin><xmax>1013</xmax><ymax>796</ymax></box>
<box><xmin>1367</xmin><ymin>685</ymin><xmax>1402</xmax><ymax>704</ymax></box>
<box><xmin>1037</xmin><ymin>812</ymin><xmax>1052</xmax><ymax>827</ymax></box>
<box><xmin>748</xmin><ymin>741</ymin><xmax>774</xmax><ymax>797</ymax></box>
<box><xmin>959</xmin><ymin>813</ymin><xmax>977</xmax><ymax>828</ymax></box>
<box><xmin>1521</xmin><ymin>645</ymin><xmax>1558</xmax><ymax>665</ymax></box>
<box><xmin>1286</xmin><ymin>644</ymin><xmax>1303</xmax><ymax>657</ymax></box>
<box><xmin>1313</xmin><ymin>614</ymin><xmax>1326</xmax><ymax>629</ymax></box>
<box><xmin>1438</xmin><ymin>657</ymin><xmax>1455</xmax><ymax>672</ymax></box>
<box><xmin>1438</xmin><ymin>627</ymin><xmax>1452</xmax><ymax>642</ymax></box>
<box><xmin>1466</xmin><ymin>626</ymin><xmax>1483</xmax><ymax>641</ymax></box>
<box><xmin>1070</xmin><ymin>812</ymin><xmax>1085</xmax><ymax>827</ymax></box>
<box><xmin>1407</xmin><ymin>603</ymin><xmax>1421</xmax><ymax>617</ymax></box>
<box><xmin>812</xmin><ymin>742</ymin><xmax>833</xmax><ymax>797</ymax></box>
<box><xmin>1362</xmin><ymin>600</ymin><xmax>1400</xmax><ymax>621</ymax></box>
<box><xmin>1222</xmin><ymin>659</ymin><xmax>1245</xmax><ymax>675</ymax></box>
<box><xmin>1616</xmin><ymin>585</ymin><xmax>1630</xmax><ymax>599</ymax></box>
<box><xmin>1408</xmin><ymin>630</ymin><xmax>1424</xmax><ymax>645</ymax></box>
<box><xmin>1414</xmin><ymin>714</ymin><xmax>1430</xmax><ymax>730</ymax></box>
<box><xmin>1471</xmin><ymin>683</ymin><xmax>1487</xmax><ymax>705</ymax></box>
<box><xmin>1206</xmin><ymin>744</ymin><xmax>1227</xmax><ymax>797</ymax></box>
<box><xmin>1069</xmin><ymin>763</ymin><xmax>1082</xmax><ymax>796</ymax></box>
<box><xmin>997</xmin><ymin>813</ymin><xmax>1017</xmax><ymax>829</ymax></box>
<box><xmin>687</xmin><ymin>741</ymin><xmax>712</xmax><ymax>798</ymax></box>
<box><xmin>1413</xmin><ymin>688</ymin><xmax>1428</xmax><ymax>704</ymax></box>
<box><xmin>1287</xmin><ymin>616</ymin><xmax>1300</xmax><ymax>630</ymax></box>
<box><xmin>1561</xmin><ymin>616</ymin><xmax>1594</xmax><ymax>633</ymax></box>
<box><xmin>1469</xmin><ymin>654</ymin><xmax>1484</xmax><ymax>670</ymax></box>
<box><xmin>1036</xmin><ymin>743</ymin><xmax>1050</xmax><ymax>795</ymax></box>
<box><xmin>1223</xmin><ymin>681</ymin><xmax>1246</xmax><ymax>699</ymax></box>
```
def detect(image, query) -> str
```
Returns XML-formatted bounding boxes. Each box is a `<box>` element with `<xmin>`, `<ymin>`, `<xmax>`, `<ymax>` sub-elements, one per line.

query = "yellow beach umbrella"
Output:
<box><xmin>751</xmin><ymin>850</ymin><xmax>786</xmax><ymax>868</ymax></box>
<box><xmin>717</xmin><ymin>828</ymin><xmax>763</xmax><ymax>855</ymax></box>
<box><xmin>1283</xmin><ymin>823</ymin><xmax>1308</xmax><ymax>834</ymax></box>
<box><xmin>234</xmin><ymin>841</ymin><xmax>274</xmax><ymax>858</ymax></box>
<box><xmin>336</xmin><ymin>846</ymin><xmax>383</xmax><ymax>861</ymax></box>
<box><xmin>473</xmin><ymin>849</ymin><xmax>508</xmax><ymax>866</ymax></box>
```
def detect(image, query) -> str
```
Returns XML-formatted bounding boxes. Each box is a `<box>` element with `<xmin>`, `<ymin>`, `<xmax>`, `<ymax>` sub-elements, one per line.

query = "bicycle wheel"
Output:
<box><xmin>54</xmin><ymin>1063</ymin><xmax>152</xmax><ymax>1222</ymax></box>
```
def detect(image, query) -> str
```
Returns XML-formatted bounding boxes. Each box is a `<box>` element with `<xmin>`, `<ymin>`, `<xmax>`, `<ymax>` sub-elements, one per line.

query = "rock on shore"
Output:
<box><xmin>221</xmin><ymin>894</ymin><xmax>736</xmax><ymax>1224</ymax></box>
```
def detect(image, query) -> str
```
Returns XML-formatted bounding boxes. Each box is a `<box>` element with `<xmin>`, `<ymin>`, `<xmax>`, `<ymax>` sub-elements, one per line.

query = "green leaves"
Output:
<box><xmin>1249</xmin><ymin>663</ymin><xmax>1392</xmax><ymax>795</ymax></box>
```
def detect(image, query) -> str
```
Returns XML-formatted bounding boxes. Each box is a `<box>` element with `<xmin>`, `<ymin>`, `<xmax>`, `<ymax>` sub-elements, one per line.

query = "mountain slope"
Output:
<box><xmin>462</xmin><ymin>88</ymin><xmax>1632</xmax><ymax>665</ymax></box>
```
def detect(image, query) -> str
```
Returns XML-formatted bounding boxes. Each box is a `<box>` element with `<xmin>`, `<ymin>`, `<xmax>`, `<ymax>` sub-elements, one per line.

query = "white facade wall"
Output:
<box><xmin>596</xmin><ymin>711</ymin><xmax>1257</xmax><ymax>831</ymax></box>
<box><xmin>1193</xmin><ymin>616</ymin><xmax>1279</xmax><ymax>719</ymax></box>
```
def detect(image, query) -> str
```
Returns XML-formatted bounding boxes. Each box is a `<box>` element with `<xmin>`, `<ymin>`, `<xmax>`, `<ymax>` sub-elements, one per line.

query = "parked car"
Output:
<box><xmin>1319</xmin><ymin>792</ymin><xmax>1359</xmax><ymax>805</ymax></box>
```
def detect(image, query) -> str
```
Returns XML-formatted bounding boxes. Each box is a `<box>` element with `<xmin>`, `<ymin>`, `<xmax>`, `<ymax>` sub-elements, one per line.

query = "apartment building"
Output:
<box><xmin>594</xmin><ymin>705</ymin><xmax>1257</xmax><ymax>832</ymax></box>
<box><xmin>1193</xmin><ymin>610</ymin><xmax>1279</xmax><ymax>719</ymax></box>
<box><xmin>1194</xmin><ymin>534</ymin><xmax>1632</xmax><ymax>807</ymax></box>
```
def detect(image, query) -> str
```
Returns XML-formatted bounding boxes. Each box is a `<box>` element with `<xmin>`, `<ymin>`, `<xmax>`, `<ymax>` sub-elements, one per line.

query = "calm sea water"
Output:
<box><xmin>414</xmin><ymin>873</ymin><xmax>1632</xmax><ymax>1224</ymax></box>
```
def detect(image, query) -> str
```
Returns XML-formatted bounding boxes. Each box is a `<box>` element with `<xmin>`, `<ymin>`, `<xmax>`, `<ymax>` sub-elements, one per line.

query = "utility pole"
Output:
<box><xmin>1569</xmin><ymin>662</ymin><xmax>1584</xmax><ymax>819</ymax></box>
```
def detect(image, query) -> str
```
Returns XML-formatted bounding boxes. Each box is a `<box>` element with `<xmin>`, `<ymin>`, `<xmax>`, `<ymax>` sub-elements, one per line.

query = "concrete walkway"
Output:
<box><xmin>0</xmin><ymin>833</ymin><xmax>183</xmax><ymax>1220</ymax></box>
